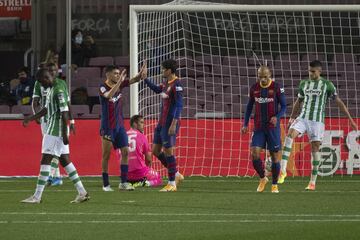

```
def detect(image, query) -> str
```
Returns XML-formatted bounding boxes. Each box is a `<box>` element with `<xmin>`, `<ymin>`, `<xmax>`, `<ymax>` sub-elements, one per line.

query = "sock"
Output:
<box><xmin>310</xmin><ymin>152</ymin><xmax>320</xmax><ymax>184</ymax></box>
<box><xmin>252</xmin><ymin>159</ymin><xmax>265</xmax><ymax>179</ymax></box>
<box><xmin>64</xmin><ymin>163</ymin><xmax>86</xmax><ymax>195</ymax></box>
<box><xmin>34</xmin><ymin>165</ymin><xmax>51</xmax><ymax>200</ymax></box>
<box><xmin>156</xmin><ymin>152</ymin><xmax>168</xmax><ymax>168</ymax></box>
<box><xmin>50</xmin><ymin>158</ymin><xmax>59</xmax><ymax>178</ymax></box>
<box><xmin>102</xmin><ymin>172</ymin><xmax>110</xmax><ymax>187</ymax></box>
<box><xmin>281</xmin><ymin>137</ymin><xmax>293</xmax><ymax>173</ymax></box>
<box><xmin>271</xmin><ymin>162</ymin><xmax>281</xmax><ymax>184</ymax></box>
<box><xmin>120</xmin><ymin>164</ymin><xmax>128</xmax><ymax>183</ymax></box>
<box><xmin>166</xmin><ymin>155</ymin><xmax>177</xmax><ymax>182</ymax></box>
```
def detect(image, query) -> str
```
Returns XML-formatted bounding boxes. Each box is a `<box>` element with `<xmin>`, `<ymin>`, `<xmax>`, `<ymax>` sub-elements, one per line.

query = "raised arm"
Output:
<box><xmin>129</xmin><ymin>63</ymin><xmax>147</xmax><ymax>85</ymax></box>
<box><xmin>102</xmin><ymin>69</ymin><xmax>126</xmax><ymax>99</ymax></box>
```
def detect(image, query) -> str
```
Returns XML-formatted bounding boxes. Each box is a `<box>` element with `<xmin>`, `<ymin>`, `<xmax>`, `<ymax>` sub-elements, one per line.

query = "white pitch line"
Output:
<box><xmin>1</xmin><ymin>212</ymin><xmax>360</xmax><ymax>218</ymax></box>
<box><xmin>1</xmin><ymin>219</ymin><xmax>360</xmax><ymax>224</ymax></box>
<box><xmin>1</xmin><ymin>189</ymin><xmax>360</xmax><ymax>193</ymax></box>
<box><xmin>2</xmin><ymin>179</ymin><xmax>360</xmax><ymax>183</ymax></box>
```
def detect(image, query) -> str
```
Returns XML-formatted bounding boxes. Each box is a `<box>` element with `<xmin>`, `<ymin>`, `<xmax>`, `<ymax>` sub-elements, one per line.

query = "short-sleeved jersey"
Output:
<box><xmin>127</xmin><ymin>128</ymin><xmax>150</xmax><ymax>173</ymax></box>
<box><xmin>99</xmin><ymin>80</ymin><xmax>129</xmax><ymax>132</ymax></box>
<box><xmin>298</xmin><ymin>77</ymin><xmax>337</xmax><ymax>123</ymax></box>
<box><xmin>249</xmin><ymin>80</ymin><xmax>285</xmax><ymax>130</ymax></box>
<box><xmin>33</xmin><ymin>78</ymin><xmax>69</xmax><ymax>124</ymax></box>
<box><xmin>45</xmin><ymin>79</ymin><xmax>69</xmax><ymax>137</ymax></box>
<box><xmin>158</xmin><ymin>78</ymin><xmax>183</xmax><ymax>127</ymax></box>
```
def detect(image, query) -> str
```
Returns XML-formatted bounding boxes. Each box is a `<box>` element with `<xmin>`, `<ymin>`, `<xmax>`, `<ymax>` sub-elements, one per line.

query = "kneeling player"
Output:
<box><xmin>241</xmin><ymin>66</ymin><xmax>286</xmax><ymax>193</ymax></box>
<box><xmin>125</xmin><ymin>115</ymin><xmax>162</xmax><ymax>187</ymax></box>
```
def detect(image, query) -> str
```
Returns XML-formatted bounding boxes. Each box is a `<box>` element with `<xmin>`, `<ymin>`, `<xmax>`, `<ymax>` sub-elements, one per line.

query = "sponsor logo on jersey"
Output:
<box><xmin>305</xmin><ymin>89</ymin><xmax>322</xmax><ymax>96</ymax></box>
<box><xmin>255</xmin><ymin>97</ymin><xmax>274</xmax><ymax>103</ymax></box>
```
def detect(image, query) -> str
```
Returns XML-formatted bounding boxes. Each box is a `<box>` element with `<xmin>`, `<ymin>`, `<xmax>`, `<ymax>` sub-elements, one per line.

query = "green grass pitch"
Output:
<box><xmin>1</xmin><ymin>176</ymin><xmax>360</xmax><ymax>240</ymax></box>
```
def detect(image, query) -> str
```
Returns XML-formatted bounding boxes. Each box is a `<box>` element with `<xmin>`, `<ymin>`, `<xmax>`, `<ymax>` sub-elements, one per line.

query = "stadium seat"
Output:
<box><xmin>176</xmin><ymin>56</ymin><xmax>194</xmax><ymax>67</ymax></box>
<box><xmin>114</xmin><ymin>56</ymin><xmax>130</xmax><ymax>67</ymax></box>
<box><xmin>88</xmin><ymin>57</ymin><xmax>114</xmax><ymax>67</ymax></box>
<box><xmin>87</xmin><ymin>77</ymin><xmax>103</xmax><ymax>87</ymax></box>
<box><xmin>91</xmin><ymin>104</ymin><xmax>101</xmax><ymax>114</ymax></box>
<box><xmin>11</xmin><ymin>105</ymin><xmax>33</xmax><ymax>115</ymax></box>
<box><xmin>87</xmin><ymin>87</ymin><xmax>99</xmax><ymax>97</ymax></box>
<box><xmin>0</xmin><ymin>105</ymin><xmax>10</xmax><ymax>114</ymax></box>
<box><xmin>194</xmin><ymin>55</ymin><xmax>222</xmax><ymax>66</ymax></box>
<box><xmin>70</xmin><ymin>105</ymin><xmax>90</xmax><ymax>118</ymax></box>
<box><xmin>73</xmin><ymin>67</ymin><xmax>101</xmax><ymax>87</ymax></box>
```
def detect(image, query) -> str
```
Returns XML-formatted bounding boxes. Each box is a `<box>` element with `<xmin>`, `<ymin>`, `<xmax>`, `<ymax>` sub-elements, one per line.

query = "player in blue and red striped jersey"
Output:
<box><xmin>241</xmin><ymin>65</ymin><xmax>286</xmax><ymax>193</ymax></box>
<box><xmin>99</xmin><ymin>64</ymin><xmax>146</xmax><ymax>191</ymax></box>
<box><xmin>142</xmin><ymin>59</ymin><xmax>184</xmax><ymax>192</ymax></box>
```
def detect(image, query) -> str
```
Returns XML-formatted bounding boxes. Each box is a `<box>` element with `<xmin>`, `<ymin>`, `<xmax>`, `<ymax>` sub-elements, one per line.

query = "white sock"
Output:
<box><xmin>50</xmin><ymin>158</ymin><xmax>60</xmax><ymax>178</ymax></box>
<box><xmin>34</xmin><ymin>165</ymin><xmax>51</xmax><ymax>200</ymax></box>
<box><xmin>310</xmin><ymin>152</ymin><xmax>320</xmax><ymax>184</ymax></box>
<box><xmin>169</xmin><ymin>181</ymin><xmax>176</xmax><ymax>186</ymax></box>
<box><xmin>64</xmin><ymin>163</ymin><xmax>86</xmax><ymax>195</ymax></box>
<box><xmin>281</xmin><ymin>137</ymin><xmax>293</xmax><ymax>173</ymax></box>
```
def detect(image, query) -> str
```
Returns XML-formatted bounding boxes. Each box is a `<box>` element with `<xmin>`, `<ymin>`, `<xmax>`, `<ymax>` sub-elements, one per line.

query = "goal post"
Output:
<box><xmin>129</xmin><ymin>2</ymin><xmax>360</xmax><ymax>177</ymax></box>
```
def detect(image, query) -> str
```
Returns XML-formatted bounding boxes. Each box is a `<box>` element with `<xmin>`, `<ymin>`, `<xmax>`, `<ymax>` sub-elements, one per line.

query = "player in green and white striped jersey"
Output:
<box><xmin>279</xmin><ymin>60</ymin><xmax>357</xmax><ymax>190</ymax></box>
<box><xmin>21</xmin><ymin>68</ymin><xmax>89</xmax><ymax>204</ymax></box>
<box><xmin>32</xmin><ymin>63</ymin><xmax>76</xmax><ymax>186</ymax></box>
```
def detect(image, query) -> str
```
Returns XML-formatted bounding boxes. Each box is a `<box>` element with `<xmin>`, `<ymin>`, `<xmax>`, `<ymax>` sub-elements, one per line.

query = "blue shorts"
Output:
<box><xmin>153</xmin><ymin>124</ymin><xmax>179</xmax><ymax>148</ymax></box>
<box><xmin>251</xmin><ymin>128</ymin><xmax>281</xmax><ymax>152</ymax></box>
<box><xmin>100</xmin><ymin>127</ymin><xmax>128</xmax><ymax>149</ymax></box>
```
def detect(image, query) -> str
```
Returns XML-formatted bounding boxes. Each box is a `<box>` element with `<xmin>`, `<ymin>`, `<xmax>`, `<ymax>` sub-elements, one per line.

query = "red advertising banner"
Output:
<box><xmin>0</xmin><ymin>118</ymin><xmax>359</xmax><ymax>177</ymax></box>
<box><xmin>0</xmin><ymin>0</ymin><xmax>31</xmax><ymax>20</ymax></box>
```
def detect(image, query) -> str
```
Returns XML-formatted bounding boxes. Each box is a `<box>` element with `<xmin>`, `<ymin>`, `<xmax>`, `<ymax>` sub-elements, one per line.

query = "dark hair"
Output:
<box><xmin>161</xmin><ymin>59</ymin><xmax>177</xmax><ymax>73</ymax></box>
<box><xmin>35</xmin><ymin>68</ymin><xmax>49</xmax><ymax>81</ymax></box>
<box><xmin>104</xmin><ymin>65</ymin><xmax>119</xmax><ymax>73</ymax></box>
<box><xmin>130</xmin><ymin>114</ymin><xmax>143</xmax><ymax>127</ymax></box>
<box><xmin>17</xmin><ymin>66</ymin><xmax>29</xmax><ymax>75</ymax></box>
<box><xmin>309</xmin><ymin>60</ymin><xmax>322</xmax><ymax>68</ymax></box>
<box><xmin>71</xmin><ymin>28</ymin><xmax>82</xmax><ymax>39</ymax></box>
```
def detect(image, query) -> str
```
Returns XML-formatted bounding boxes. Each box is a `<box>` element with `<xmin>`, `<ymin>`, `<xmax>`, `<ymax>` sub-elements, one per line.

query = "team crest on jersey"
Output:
<box><xmin>58</xmin><ymin>92</ymin><xmax>65</xmax><ymax>102</ymax></box>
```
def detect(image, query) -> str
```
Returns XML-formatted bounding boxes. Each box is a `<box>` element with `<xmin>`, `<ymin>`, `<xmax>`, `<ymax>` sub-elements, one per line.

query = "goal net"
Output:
<box><xmin>130</xmin><ymin>1</ymin><xmax>360</xmax><ymax>177</ymax></box>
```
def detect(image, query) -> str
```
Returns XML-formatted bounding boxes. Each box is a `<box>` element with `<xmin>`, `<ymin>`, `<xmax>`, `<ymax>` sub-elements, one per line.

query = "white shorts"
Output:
<box><xmin>42</xmin><ymin>134</ymin><xmax>70</xmax><ymax>157</ymax></box>
<box><xmin>290</xmin><ymin>118</ymin><xmax>325</xmax><ymax>142</ymax></box>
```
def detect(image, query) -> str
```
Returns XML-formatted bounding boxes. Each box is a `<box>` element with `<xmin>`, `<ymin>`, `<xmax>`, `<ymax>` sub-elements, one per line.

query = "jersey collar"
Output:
<box><xmin>167</xmin><ymin>76</ymin><xmax>178</xmax><ymax>85</ymax></box>
<box><xmin>260</xmin><ymin>79</ymin><xmax>273</xmax><ymax>88</ymax></box>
